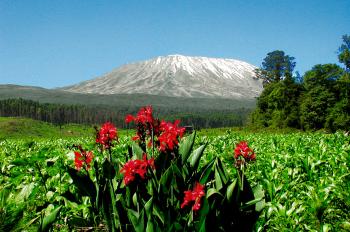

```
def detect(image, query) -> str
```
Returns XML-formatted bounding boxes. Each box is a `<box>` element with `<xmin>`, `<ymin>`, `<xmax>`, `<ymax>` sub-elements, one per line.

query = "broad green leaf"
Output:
<box><xmin>109</xmin><ymin>181</ymin><xmax>119</xmax><ymax>232</ymax></box>
<box><xmin>146</xmin><ymin>219</ymin><xmax>154</xmax><ymax>232</ymax></box>
<box><xmin>127</xmin><ymin>209</ymin><xmax>144</xmax><ymax>232</ymax></box>
<box><xmin>322</xmin><ymin>224</ymin><xmax>331</xmax><ymax>232</ymax></box>
<box><xmin>144</xmin><ymin>197</ymin><xmax>153</xmax><ymax>218</ymax></box>
<box><xmin>215</xmin><ymin>159</ymin><xmax>228</xmax><ymax>184</ymax></box>
<box><xmin>172</xmin><ymin>163</ymin><xmax>184</xmax><ymax>180</ymax></box>
<box><xmin>159</xmin><ymin>165</ymin><xmax>173</xmax><ymax>192</ymax></box>
<box><xmin>132</xmin><ymin>143</ymin><xmax>144</xmax><ymax>159</ymax></box>
<box><xmin>153</xmin><ymin>205</ymin><xmax>165</xmax><ymax>225</ymax></box>
<box><xmin>207</xmin><ymin>188</ymin><xmax>222</xmax><ymax>198</ymax></box>
<box><xmin>67</xmin><ymin>167</ymin><xmax>96</xmax><ymax>201</ymax></box>
<box><xmin>188</xmin><ymin>144</ymin><xmax>207</xmax><ymax>169</ymax></box>
<box><xmin>199</xmin><ymin>197</ymin><xmax>209</xmax><ymax>217</ymax></box>
<box><xmin>132</xmin><ymin>192</ymin><xmax>138</xmax><ymax>207</ymax></box>
<box><xmin>102</xmin><ymin>158</ymin><xmax>116</xmax><ymax>179</ymax></box>
<box><xmin>226</xmin><ymin>179</ymin><xmax>237</xmax><ymax>203</ymax></box>
<box><xmin>340</xmin><ymin>221</ymin><xmax>350</xmax><ymax>230</ymax></box>
<box><xmin>199</xmin><ymin>159</ymin><xmax>215</xmax><ymax>184</ymax></box>
<box><xmin>242</xmin><ymin>197</ymin><xmax>264</xmax><ymax>209</ymax></box>
<box><xmin>174</xmin><ymin>222</ymin><xmax>183</xmax><ymax>231</ymax></box>
<box><xmin>179</xmin><ymin>131</ymin><xmax>196</xmax><ymax>163</ymax></box>
<box><xmin>253</xmin><ymin>185</ymin><xmax>265</xmax><ymax>212</ymax></box>
<box><xmin>214</xmin><ymin>168</ymin><xmax>223</xmax><ymax>190</ymax></box>
<box><xmin>11</xmin><ymin>159</ymin><xmax>28</xmax><ymax>166</ymax></box>
<box><xmin>198</xmin><ymin>216</ymin><xmax>206</xmax><ymax>232</ymax></box>
<box><xmin>39</xmin><ymin>206</ymin><xmax>62</xmax><ymax>232</ymax></box>
<box><xmin>16</xmin><ymin>182</ymin><xmax>35</xmax><ymax>202</ymax></box>
<box><xmin>127</xmin><ymin>209</ymin><xmax>139</xmax><ymax>229</ymax></box>
<box><xmin>102</xmin><ymin>183</ymin><xmax>116</xmax><ymax>232</ymax></box>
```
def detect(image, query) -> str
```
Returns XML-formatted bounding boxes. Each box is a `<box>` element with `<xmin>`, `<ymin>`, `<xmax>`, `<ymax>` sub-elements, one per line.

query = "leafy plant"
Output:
<box><xmin>66</xmin><ymin>106</ymin><xmax>264</xmax><ymax>231</ymax></box>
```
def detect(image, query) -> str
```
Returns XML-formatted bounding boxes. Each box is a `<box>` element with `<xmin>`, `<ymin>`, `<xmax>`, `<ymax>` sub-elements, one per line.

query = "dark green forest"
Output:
<box><xmin>251</xmin><ymin>35</ymin><xmax>350</xmax><ymax>131</ymax></box>
<box><xmin>0</xmin><ymin>98</ymin><xmax>251</xmax><ymax>129</ymax></box>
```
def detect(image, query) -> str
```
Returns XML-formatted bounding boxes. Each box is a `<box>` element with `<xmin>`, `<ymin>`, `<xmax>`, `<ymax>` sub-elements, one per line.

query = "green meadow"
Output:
<box><xmin>1</xmin><ymin>118</ymin><xmax>349</xmax><ymax>231</ymax></box>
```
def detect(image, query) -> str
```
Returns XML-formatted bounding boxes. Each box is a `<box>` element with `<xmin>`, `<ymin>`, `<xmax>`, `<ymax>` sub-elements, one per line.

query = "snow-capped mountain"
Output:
<box><xmin>62</xmin><ymin>55</ymin><xmax>262</xmax><ymax>99</ymax></box>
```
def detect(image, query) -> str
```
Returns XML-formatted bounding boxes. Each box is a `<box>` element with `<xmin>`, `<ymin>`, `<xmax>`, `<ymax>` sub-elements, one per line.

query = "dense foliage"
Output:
<box><xmin>254</xmin><ymin>50</ymin><xmax>296</xmax><ymax>86</ymax></box>
<box><xmin>0</xmin><ymin>98</ymin><xmax>252</xmax><ymax>129</ymax></box>
<box><xmin>252</xmin><ymin>35</ymin><xmax>350</xmax><ymax>131</ymax></box>
<box><xmin>1</xmin><ymin>129</ymin><xmax>349</xmax><ymax>231</ymax></box>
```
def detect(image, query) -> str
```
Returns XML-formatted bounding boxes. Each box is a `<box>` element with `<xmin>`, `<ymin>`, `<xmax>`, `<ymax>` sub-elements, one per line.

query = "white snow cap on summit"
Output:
<box><xmin>63</xmin><ymin>54</ymin><xmax>263</xmax><ymax>99</ymax></box>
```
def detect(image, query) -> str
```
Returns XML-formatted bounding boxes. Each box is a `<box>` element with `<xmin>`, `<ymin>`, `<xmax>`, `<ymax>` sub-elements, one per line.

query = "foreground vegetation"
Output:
<box><xmin>1</xmin><ymin>127</ymin><xmax>349</xmax><ymax>231</ymax></box>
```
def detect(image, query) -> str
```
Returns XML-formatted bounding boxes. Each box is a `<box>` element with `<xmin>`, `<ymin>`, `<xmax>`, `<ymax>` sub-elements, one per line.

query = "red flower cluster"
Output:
<box><xmin>96</xmin><ymin>122</ymin><xmax>118</xmax><ymax>149</ymax></box>
<box><xmin>125</xmin><ymin>106</ymin><xmax>160</xmax><ymax>144</ymax></box>
<box><xmin>120</xmin><ymin>154</ymin><xmax>155</xmax><ymax>185</ymax></box>
<box><xmin>158</xmin><ymin>120</ymin><xmax>185</xmax><ymax>152</ymax></box>
<box><xmin>125</xmin><ymin>106</ymin><xmax>154</xmax><ymax>125</ymax></box>
<box><xmin>181</xmin><ymin>182</ymin><xmax>205</xmax><ymax>211</ymax></box>
<box><xmin>126</xmin><ymin>106</ymin><xmax>185</xmax><ymax>152</ymax></box>
<box><xmin>234</xmin><ymin>141</ymin><xmax>256</xmax><ymax>165</ymax></box>
<box><xmin>74</xmin><ymin>150</ymin><xmax>94</xmax><ymax>171</ymax></box>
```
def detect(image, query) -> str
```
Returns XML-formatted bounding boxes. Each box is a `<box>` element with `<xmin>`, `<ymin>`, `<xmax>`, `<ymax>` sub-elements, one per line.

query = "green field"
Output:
<box><xmin>0</xmin><ymin>117</ymin><xmax>133</xmax><ymax>139</ymax></box>
<box><xmin>1</xmin><ymin>127</ymin><xmax>349</xmax><ymax>231</ymax></box>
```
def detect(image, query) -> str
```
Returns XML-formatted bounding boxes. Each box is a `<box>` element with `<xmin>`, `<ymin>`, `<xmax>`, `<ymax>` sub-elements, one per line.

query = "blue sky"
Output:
<box><xmin>1</xmin><ymin>0</ymin><xmax>349</xmax><ymax>88</ymax></box>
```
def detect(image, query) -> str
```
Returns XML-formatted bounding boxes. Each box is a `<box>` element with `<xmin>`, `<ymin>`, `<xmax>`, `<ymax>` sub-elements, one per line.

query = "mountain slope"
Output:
<box><xmin>0</xmin><ymin>84</ymin><xmax>256</xmax><ymax>111</ymax></box>
<box><xmin>62</xmin><ymin>55</ymin><xmax>262</xmax><ymax>98</ymax></box>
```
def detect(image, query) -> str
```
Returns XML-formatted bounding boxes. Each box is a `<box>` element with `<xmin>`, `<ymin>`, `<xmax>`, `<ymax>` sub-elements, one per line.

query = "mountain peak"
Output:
<box><xmin>62</xmin><ymin>55</ymin><xmax>262</xmax><ymax>99</ymax></box>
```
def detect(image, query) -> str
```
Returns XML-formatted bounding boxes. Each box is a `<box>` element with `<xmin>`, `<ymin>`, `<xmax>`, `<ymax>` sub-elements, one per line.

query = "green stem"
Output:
<box><xmin>35</xmin><ymin>163</ymin><xmax>48</xmax><ymax>193</ymax></box>
<box><xmin>152</xmin><ymin>127</ymin><xmax>154</xmax><ymax>157</ymax></box>
<box><xmin>241</xmin><ymin>166</ymin><xmax>244</xmax><ymax>192</ymax></box>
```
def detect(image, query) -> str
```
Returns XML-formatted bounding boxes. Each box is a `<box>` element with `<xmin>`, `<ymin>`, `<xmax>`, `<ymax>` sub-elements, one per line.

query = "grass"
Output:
<box><xmin>0</xmin><ymin>117</ymin><xmax>93</xmax><ymax>139</ymax></box>
<box><xmin>0</xmin><ymin>117</ymin><xmax>134</xmax><ymax>140</ymax></box>
<box><xmin>1</xmin><ymin>123</ymin><xmax>349</xmax><ymax>231</ymax></box>
<box><xmin>0</xmin><ymin>116</ymin><xmax>310</xmax><ymax>140</ymax></box>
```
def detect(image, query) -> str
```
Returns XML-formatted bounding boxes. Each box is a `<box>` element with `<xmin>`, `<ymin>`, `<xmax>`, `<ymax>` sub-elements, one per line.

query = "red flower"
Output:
<box><xmin>158</xmin><ymin>120</ymin><xmax>185</xmax><ymax>152</ymax></box>
<box><xmin>74</xmin><ymin>152</ymin><xmax>83</xmax><ymax>170</ymax></box>
<box><xmin>120</xmin><ymin>154</ymin><xmax>155</xmax><ymax>185</ymax></box>
<box><xmin>120</xmin><ymin>160</ymin><xmax>138</xmax><ymax>185</ymax></box>
<box><xmin>136</xmin><ymin>106</ymin><xmax>154</xmax><ymax>124</ymax></box>
<box><xmin>96</xmin><ymin>122</ymin><xmax>118</xmax><ymax>149</ymax></box>
<box><xmin>126</xmin><ymin>106</ymin><xmax>161</xmax><ymax>147</ymax></box>
<box><xmin>125</xmin><ymin>114</ymin><xmax>135</xmax><ymax>124</ymax></box>
<box><xmin>181</xmin><ymin>182</ymin><xmax>205</xmax><ymax>211</ymax></box>
<box><xmin>126</xmin><ymin>106</ymin><xmax>154</xmax><ymax>125</ymax></box>
<box><xmin>234</xmin><ymin>141</ymin><xmax>256</xmax><ymax>165</ymax></box>
<box><xmin>74</xmin><ymin>150</ymin><xmax>94</xmax><ymax>171</ymax></box>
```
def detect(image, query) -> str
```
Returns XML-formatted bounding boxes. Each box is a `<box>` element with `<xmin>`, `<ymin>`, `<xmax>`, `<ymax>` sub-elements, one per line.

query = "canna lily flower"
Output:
<box><xmin>158</xmin><ymin>120</ymin><xmax>185</xmax><ymax>152</ymax></box>
<box><xmin>125</xmin><ymin>114</ymin><xmax>135</xmax><ymax>124</ymax></box>
<box><xmin>234</xmin><ymin>141</ymin><xmax>256</xmax><ymax>166</ymax></box>
<box><xmin>120</xmin><ymin>154</ymin><xmax>155</xmax><ymax>185</ymax></box>
<box><xmin>96</xmin><ymin>122</ymin><xmax>118</xmax><ymax>149</ymax></box>
<box><xmin>126</xmin><ymin>106</ymin><xmax>154</xmax><ymax>125</ymax></box>
<box><xmin>181</xmin><ymin>182</ymin><xmax>205</xmax><ymax>211</ymax></box>
<box><xmin>74</xmin><ymin>150</ymin><xmax>93</xmax><ymax>171</ymax></box>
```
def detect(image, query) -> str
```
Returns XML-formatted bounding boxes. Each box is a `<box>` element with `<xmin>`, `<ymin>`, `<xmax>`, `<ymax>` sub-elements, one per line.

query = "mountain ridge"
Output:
<box><xmin>62</xmin><ymin>54</ymin><xmax>262</xmax><ymax>98</ymax></box>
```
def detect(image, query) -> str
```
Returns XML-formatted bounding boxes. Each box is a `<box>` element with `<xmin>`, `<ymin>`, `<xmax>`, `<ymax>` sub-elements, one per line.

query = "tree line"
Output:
<box><xmin>251</xmin><ymin>34</ymin><xmax>350</xmax><ymax>131</ymax></box>
<box><xmin>0</xmin><ymin>98</ymin><xmax>252</xmax><ymax>129</ymax></box>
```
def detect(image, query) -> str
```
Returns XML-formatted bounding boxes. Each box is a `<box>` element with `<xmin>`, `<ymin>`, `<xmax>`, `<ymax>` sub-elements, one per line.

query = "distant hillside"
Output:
<box><xmin>0</xmin><ymin>84</ymin><xmax>256</xmax><ymax>112</ymax></box>
<box><xmin>0</xmin><ymin>117</ymin><xmax>94</xmax><ymax>139</ymax></box>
